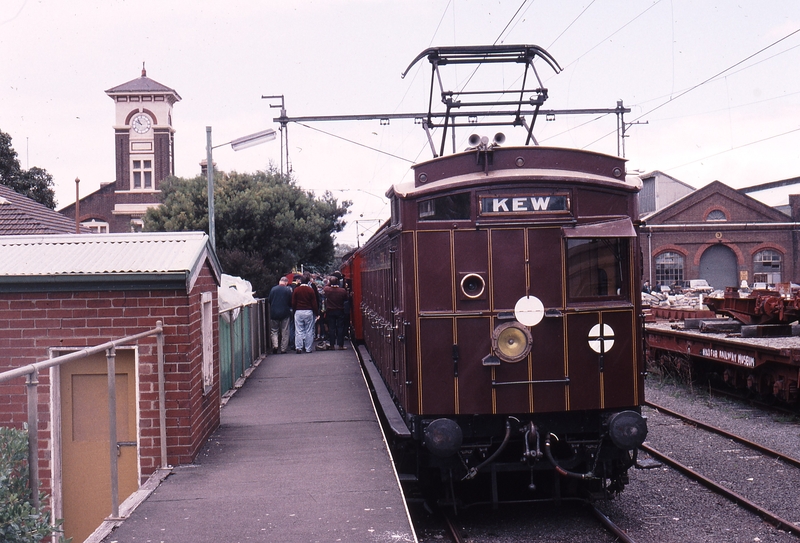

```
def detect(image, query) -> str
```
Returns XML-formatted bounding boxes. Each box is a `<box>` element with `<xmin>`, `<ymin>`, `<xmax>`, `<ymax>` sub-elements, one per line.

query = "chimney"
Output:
<box><xmin>790</xmin><ymin>194</ymin><xmax>800</xmax><ymax>221</ymax></box>
<box><xmin>200</xmin><ymin>159</ymin><xmax>216</xmax><ymax>176</ymax></box>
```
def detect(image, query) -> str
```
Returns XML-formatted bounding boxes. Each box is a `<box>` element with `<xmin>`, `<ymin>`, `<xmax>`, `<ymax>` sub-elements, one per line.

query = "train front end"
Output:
<box><xmin>359</xmin><ymin>143</ymin><xmax>647</xmax><ymax>503</ymax></box>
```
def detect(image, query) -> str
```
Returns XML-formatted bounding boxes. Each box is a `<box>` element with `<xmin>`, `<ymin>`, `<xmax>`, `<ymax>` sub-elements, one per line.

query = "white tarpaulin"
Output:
<box><xmin>218</xmin><ymin>274</ymin><xmax>257</xmax><ymax>322</ymax></box>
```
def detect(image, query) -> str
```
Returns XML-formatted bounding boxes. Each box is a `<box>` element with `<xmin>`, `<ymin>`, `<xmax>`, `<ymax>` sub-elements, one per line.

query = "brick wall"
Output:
<box><xmin>641</xmin><ymin>227</ymin><xmax>796</xmax><ymax>285</ymax></box>
<box><xmin>0</xmin><ymin>262</ymin><xmax>220</xmax><ymax>492</ymax></box>
<box><xmin>640</xmin><ymin>182</ymin><xmax>800</xmax><ymax>286</ymax></box>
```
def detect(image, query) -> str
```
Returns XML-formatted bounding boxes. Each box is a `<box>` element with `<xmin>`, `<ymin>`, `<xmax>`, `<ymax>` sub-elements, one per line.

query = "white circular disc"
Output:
<box><xmin>588</xmin><ymin>323</ymin><xmax>615</xmax><ymax>353</ymax></box>
<box><xmin>514</xmin><ymin>296</ymin><xmax>545</xmax><ymax>327</ymax></box>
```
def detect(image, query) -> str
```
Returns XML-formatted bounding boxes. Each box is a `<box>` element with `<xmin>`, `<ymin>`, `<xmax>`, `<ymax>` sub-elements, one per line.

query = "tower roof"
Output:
<box><xmin>105</xmin><ymin>65</ymin><xmax>181</xmax><ymax>101</ymax></box>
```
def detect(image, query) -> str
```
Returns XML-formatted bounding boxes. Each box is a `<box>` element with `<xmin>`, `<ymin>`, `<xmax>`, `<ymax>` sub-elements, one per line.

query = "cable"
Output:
<box><xmin>630</xmin><ymin>26</ymin><xmax>800</xmax><ymax>124</ymax></box>
<box><xmin>557</xmin><ymin>1</ymin><xmax>664</xmax><ymax>75</ymax></box>
<box><xmin>666</xmin><ymin>126</ymin><xmax>800</xmax><ymax>173</ymax></box>
<box><xmin>494</xmin><ymin>0</ymin><xmax>530</xmax><ymax>46</ymax></box>
<box><xmin>582</xmin><ymin>26</ymin><xmax>800</xmax><ymax>153</ymax></box>
<box><xmin>294</xmin><ymin>122</ymin><xmax>414</xmax><ymax>163</ymax></box>
<box><xmin>547</xmin><ymin>0</ymin><xmax>597</xmax><ymax>50</ymax></box>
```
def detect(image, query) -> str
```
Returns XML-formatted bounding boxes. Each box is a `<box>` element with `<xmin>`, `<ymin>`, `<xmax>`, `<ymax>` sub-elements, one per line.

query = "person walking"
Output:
<box><xmin>267</xmin><ymin>276</ymin><xmax>293</xmax><ymax>354</ymax></box>
<box><xmin>288</xmin><ymin>274</ymin><xmax>302</xmax><ymax>350</ymax></box>
<box><xmin>323</xmin><ymin>275</ymin><xmax>349</xmax><ymax>350</ymax></box>
<box><xmin>291</xmin><ymin>274</ymin><xmax>319</xmax><ymax>353</ymax></box>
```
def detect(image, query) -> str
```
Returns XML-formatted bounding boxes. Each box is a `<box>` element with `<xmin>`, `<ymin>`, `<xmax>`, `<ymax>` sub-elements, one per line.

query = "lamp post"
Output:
<box><xmin>206</xmin><ymin>127</ymin><xmax>276</xmax><ymax>251</ymax></box>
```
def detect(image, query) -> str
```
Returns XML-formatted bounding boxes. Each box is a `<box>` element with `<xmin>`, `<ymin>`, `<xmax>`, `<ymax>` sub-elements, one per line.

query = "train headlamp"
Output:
<box><xmin>492</xmin><ymin>322</ymin><xmax>533</xmax><ymax>363</ymax></box>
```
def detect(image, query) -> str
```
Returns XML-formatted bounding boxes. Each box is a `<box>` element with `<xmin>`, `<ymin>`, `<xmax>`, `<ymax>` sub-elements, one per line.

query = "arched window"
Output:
<box><xmin>655</xmin><ymin>251</ymin><xmax>684</xmax><ymax>288</ymax></box>
<box><xmin>753</xmin><ymin>249</ymin><xmax>781</xmax><ymax>284</ymax></box>
<box><xmin>706</xmin><ymin>209</ymin><xmax>727</xmax><ymax>221</ymax></box>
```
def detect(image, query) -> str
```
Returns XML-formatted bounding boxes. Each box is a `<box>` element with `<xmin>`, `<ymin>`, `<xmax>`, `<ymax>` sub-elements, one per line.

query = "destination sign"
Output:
<box><xmin>480</xmin><ymin>194</ymin><xmax>569</xmax><ymax>215</ymax></box>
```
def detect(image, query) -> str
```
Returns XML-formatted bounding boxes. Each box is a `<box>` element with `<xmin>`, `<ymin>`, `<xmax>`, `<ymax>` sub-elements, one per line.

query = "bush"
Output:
<box><xmin>0</xmin><ymin>427</ymin><xmax>66</xmax><ymax>542</ymax></box>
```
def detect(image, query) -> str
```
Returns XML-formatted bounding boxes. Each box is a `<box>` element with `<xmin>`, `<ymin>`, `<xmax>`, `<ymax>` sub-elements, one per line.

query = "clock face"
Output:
<box><xmin>131</xmin><ymin>114</ymin><xmax>152</xmax><ymax>134</ymax></box>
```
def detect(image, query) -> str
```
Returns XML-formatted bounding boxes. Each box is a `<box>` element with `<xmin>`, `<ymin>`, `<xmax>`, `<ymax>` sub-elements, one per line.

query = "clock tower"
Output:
<box><xmin>104</xmin><ymin>65</ymin><xmax>181</xmax><ymax>228</ymax></box>
<box><xmin>59</xmin><ymin>67</ymin><xmax>181</xmax><ymax>233</ymax></box>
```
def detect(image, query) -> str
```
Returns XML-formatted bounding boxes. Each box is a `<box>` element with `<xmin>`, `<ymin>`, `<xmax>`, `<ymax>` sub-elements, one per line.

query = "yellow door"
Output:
<box><xmin>60</xmin><ymin>351</ymin><xmax>138</xmax><ymax>543</ymax></box>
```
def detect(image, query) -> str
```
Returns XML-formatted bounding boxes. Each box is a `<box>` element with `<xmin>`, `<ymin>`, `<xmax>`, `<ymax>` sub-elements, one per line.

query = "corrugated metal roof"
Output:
<box><xmin>0</xmin><ymin>232</ymin><xmax>213</xmax><ymax>276</ymax></box>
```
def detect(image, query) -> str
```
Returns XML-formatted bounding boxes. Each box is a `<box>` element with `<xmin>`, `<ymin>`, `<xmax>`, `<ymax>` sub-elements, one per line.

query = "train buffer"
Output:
<box><xmin>97</xmin><ymin>346</ymin><xmax>417</xmax><ymax>543</ymax></box>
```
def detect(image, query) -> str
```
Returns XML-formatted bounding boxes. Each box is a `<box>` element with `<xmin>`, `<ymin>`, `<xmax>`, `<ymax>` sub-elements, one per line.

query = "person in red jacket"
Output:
<box><xmin>291</xmin><ymin>274</ymin><xmax>319</xmax><ymax>353</ymax></box>
<box><xmin>323</xmin><ymin>275</ymin><xmax>349</xmax><ymax>350</ymax></box>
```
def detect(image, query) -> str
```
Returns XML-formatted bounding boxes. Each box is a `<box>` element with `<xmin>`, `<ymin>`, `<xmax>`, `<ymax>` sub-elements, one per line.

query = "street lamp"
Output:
<box><xmin>206</xmin><ymin>127</ymin><xmax>276</xmax><ymax>251</ymax></box>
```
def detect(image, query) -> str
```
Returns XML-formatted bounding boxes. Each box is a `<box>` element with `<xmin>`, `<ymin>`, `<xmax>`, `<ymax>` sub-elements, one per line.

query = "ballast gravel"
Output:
<box><xmin>415</xmin><ymin>378</ymin><xmax>800</xmax><ymax>542</ymax></box>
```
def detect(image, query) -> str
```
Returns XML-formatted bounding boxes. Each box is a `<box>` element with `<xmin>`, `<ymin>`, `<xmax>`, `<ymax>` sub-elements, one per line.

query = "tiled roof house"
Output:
<box><xmin>0</xmin><ymin>184</ymin><xmax>89</xmax><ymax>234</ymax></box>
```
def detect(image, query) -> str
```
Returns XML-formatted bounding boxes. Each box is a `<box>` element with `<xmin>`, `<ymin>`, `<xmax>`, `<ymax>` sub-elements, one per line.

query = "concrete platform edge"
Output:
<box><xmin>84</xmin><ymin>466</ymin><xmax>173</xmax><ymax>543</ymax></box>
<box><xmin>352</xmin><ymin>343</ymin><xmax>419</xmax><ymax>543</ymax></box>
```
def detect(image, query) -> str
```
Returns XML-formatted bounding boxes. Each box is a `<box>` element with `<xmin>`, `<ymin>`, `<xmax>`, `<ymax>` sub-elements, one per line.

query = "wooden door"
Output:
<box><xmin>60</xmin><ymin>351</ymin><xmax>138</xmax><ymax>543</ymax></box>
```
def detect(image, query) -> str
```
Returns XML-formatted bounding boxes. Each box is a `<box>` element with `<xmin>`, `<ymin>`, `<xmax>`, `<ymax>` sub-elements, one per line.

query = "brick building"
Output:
<box><xmin>640</xmin><ymin>180</ymin><xmax>800</xmax><ymax>291</ymax></box>
<box><xmin>60</xmin><ymin>66</ymin><xmax>180</xmax><ymax>233</ymax></box>
<box><xmin>0</xmin><ymin>232</ymin><xmax>221</xmax><ymax>542</ymax></box>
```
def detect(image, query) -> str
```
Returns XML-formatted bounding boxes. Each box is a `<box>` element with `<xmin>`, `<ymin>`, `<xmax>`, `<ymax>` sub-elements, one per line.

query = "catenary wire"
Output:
<box><xmin>295</xmin><ymin>122</ymin><xmax>414</xmax><ymax>163</ymax></box>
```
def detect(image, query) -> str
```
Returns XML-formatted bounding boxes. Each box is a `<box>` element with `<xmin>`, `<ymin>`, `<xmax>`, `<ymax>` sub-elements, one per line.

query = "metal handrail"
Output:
<box><xmin>0</xmin><ymin>321</ymin><xmax>165</xmax><ymax>517</ymax></box>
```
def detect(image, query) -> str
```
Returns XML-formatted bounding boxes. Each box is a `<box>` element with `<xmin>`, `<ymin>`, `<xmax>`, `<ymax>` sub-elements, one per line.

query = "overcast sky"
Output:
<box><xmin>2</xmin><ymin>1</ymin><xmax>800</xmax><ymax>246</ymax></box>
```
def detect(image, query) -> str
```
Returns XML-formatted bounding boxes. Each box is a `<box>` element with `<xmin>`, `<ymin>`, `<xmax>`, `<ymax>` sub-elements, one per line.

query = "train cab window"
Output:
<box><xmin>418</xmin><ymin>193</ymin><xmax>471</xmax><ymax>221</ymax></box>
<box><xmin>566</xmin><ymin>238</ymin><xmax>628</xmax><ymax>300</ymax></box>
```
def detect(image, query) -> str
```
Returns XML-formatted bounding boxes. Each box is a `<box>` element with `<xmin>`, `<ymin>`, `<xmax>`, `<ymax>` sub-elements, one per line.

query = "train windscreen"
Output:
<box><xmin>566</xmin><ymin>238</ymin><xmax>628</xmax><ymax>300</ymax></box>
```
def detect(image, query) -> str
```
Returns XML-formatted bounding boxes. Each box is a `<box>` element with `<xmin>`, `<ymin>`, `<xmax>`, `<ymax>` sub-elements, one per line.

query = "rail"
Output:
<box><xmin>0</xmin><ymin>321</ymin><xmax>166</xmax><ymax>517</ymax></box>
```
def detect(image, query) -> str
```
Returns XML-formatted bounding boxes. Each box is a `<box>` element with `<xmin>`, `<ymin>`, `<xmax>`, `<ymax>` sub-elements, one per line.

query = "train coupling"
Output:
<box><xmin>522</xmin><ymin>421</ymin><xmax>543</xmax><ymax>461</ymax></box>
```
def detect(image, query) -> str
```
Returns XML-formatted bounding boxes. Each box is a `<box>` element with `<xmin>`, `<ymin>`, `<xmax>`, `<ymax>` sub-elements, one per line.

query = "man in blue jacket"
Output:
<box><xmin>268</xmin><ymin>276</ymin><xmax>293</xmax><ymax>354</ymax></box>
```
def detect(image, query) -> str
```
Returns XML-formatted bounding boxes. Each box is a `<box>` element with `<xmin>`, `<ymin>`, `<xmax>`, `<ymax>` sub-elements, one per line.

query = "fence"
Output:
<box><xmin>219</xmin><ymin>299</ymin><xmax>268</xmax><ymax>394</ymax></box>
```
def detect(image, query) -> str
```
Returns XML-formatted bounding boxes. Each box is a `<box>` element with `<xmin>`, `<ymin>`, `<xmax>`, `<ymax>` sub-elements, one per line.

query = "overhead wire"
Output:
<box><xmin>582</xmin><ymin>26</ymin><xmax>800</xmax><ymax>152</ymax></box>
<box><xmin>295</xmin><ymin>122</ymin><xmax>414</xmax><ymax>163</ymax></box>
<box><xmin>546</xmin><ymin>0</ymin><xmax>597</xmax><ymax>50</ymax></box>
<box><xmin>631</xmin><ymin>27</ymin><xmax>800</xmax><ymax>124</ymax></box>
<box><xmin>556</xmin><ymin>1</ymin><xmax>664</xmax><ymax>75</ymax></box>
<box><xmin>458</xmin><ymin>0</ymin><xmax>654</xmax><ymax>150</ymax></box>
<box><xmin>628</xmin><ymin>41</ymin><xmax>800</xmax><ymax>113</ymax></box>
<box><xmin>666</xmin><ymin>126</ymin><xmax>800</xmax><ymax>173</ymax></box>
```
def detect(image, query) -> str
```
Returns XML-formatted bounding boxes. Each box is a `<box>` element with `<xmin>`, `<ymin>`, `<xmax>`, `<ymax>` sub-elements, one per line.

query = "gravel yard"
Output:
<box><xmin>415</xmin><ymin>378</ymin><xmax>800</xmax><ymax>542</ymax></box>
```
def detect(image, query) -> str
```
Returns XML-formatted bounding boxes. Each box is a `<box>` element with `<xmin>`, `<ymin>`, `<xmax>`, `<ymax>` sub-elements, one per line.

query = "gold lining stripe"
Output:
<box><xmin>450</xmin><ymin>230</ymin><xmax>458</xmax><ymax>415</ymax></box>
<box><xmin>561</xmin><ymin>237</ymin><xmax>570</xmax><ymax>411</ymax></box>
<box><xmin>599</xmin><ymin>312</ymin><xmax>605</xmax><ymax>409</ymax></box>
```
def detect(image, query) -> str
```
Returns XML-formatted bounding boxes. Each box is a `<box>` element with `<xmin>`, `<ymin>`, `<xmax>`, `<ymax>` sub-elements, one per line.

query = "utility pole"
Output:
<box><xmin>262</xmin><ymin>95</ymin><xmax>287</xmax><ymax>176</ymax></box>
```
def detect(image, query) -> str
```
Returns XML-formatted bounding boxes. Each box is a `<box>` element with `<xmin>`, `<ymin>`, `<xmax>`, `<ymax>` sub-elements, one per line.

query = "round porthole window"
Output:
<box><xmin>460</xmin><ymin>273</ymin><xmax>486</xmax><ymax>299</ymax></box>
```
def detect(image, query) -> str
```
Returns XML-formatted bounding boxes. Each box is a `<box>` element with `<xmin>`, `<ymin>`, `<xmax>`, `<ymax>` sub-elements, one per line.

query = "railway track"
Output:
<box><xmin>588</xmin><ymin>503</ymin><xmax>639</xmax><ymax>543</ymax></box>
<box><xmin>645</xmin><ymin>400</ymin><xmax>800</xmax><ymax>470</ymax></box>
<box><xmin>642</xmin><ymin>400</ymin><xmax>800</xmax><ymax>537</ymax></box>
<box><xmin>415</xmin><ymin>501</ymin><xmax>637</xmax><ymax>542</ymax></box>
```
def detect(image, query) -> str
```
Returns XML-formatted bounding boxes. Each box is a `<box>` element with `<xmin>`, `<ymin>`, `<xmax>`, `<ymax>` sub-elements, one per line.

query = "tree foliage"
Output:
<box><xmin>144</xmin><ymin>168</ymin><xmax>351</xmax><ymax>296</ymax></box>
<box><xmin>0</xmin><ymin>427</ymin><xmax>66</xmax><ymax>542</ymax></box>
<box><xmin>0</xmin><ymin>130</ymin><xmax>57</xmax><ymax>209</ymax></box>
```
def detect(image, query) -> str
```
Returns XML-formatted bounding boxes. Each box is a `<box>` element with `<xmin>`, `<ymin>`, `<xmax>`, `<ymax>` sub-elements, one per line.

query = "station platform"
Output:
<box><xmin>98</xmin><ymin>344</ymin><xmax>417</xmax><ymax>543</ymax></box>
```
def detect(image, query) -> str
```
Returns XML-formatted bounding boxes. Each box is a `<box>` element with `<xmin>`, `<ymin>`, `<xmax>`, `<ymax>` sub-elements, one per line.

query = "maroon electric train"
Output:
<box><xmin>343</xmin><ymin>45</ymin><xmax>648</xmax><ymax>506</ymax></box>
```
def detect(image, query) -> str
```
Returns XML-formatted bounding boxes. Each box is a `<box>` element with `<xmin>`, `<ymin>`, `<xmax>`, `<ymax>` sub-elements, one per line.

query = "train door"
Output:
<box><xmin>58</xmin><ymin>350</ymin><xmax>139</xmax><ymax>543</ymax></box>
<box><xmin>390</xmin><ymin>243</ymin><xmax>407</xmax><ymax>408</ymax></box>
